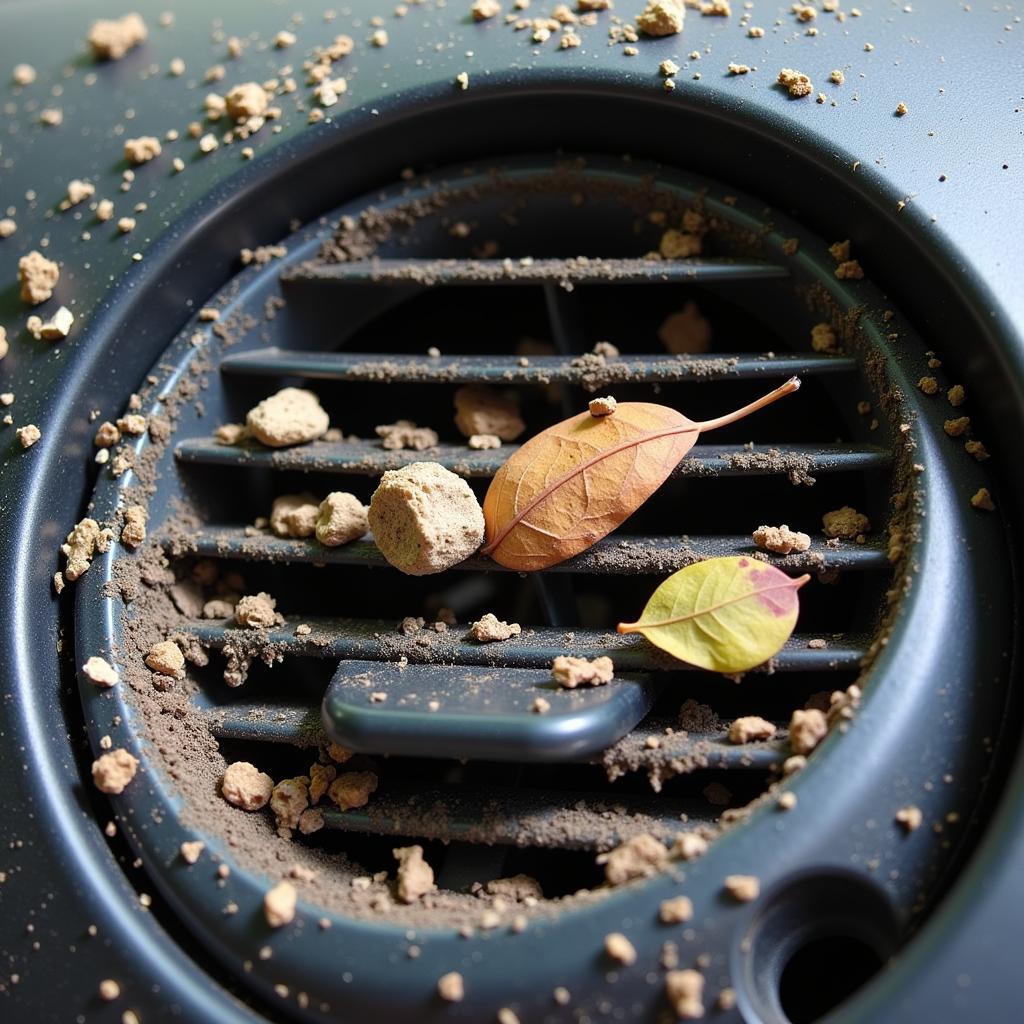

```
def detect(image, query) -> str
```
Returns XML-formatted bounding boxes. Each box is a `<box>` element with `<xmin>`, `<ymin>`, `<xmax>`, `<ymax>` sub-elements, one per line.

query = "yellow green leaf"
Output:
<box><xmin>617</xmin><ymin>556</ymin><xmax>810</xmax><ymax>673</ymax></box>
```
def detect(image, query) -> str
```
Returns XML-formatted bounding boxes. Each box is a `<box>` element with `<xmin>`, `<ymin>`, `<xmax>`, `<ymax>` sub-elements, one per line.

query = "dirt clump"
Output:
<box><xmin>375</xmin><ymin>420</ymin><xmax>439</xmax><ymax>451</ymax></box>
<box><xmin>124</xmin><ymin>136</ymin><xmax>162</xmax><ymax>164</ymax></box>
<box><xmin>393</xmin><ymin>845</ymin><xmax>436</xmax><ymax>903</ymax></box>
<box><xmin>597</xmin><ymin>833</ymin><xmax>669</xmax><ymax>884</ymax></box>
<box><xmin>18</xmin><ymin>251</ymin><xmax>59</xmax><ymax>304</ymax></box>
<box><xmin>723</xmin><ymin>874</ymin><xmax>760</xmax><ymax>901</ymax></box>
<box><xmin>368</xmin><ymin>462</ymin><xmax>485</xmax><ymax>575</ymax></box>
<box><xmin>728</xmin><ymin>716</ymin><xmax>776</xmax><ymax>744</ymax></box>
<box><xmin>271</xmin><ymin>493</ymin><xmax>320</xmax><ymax>538</ymax></box>
<box><xmin>88</xmin><ymin>13</ymin><xmax>147</xmax><ymax>59</ymax></box>
<box><xmin>659</xmin><ymin>895</ymin><xmax>694</xmax><ymax>923</ymax></box>
<box><xmin>264</xmin><ymin>880</ymin><xmax>297</xmax><ymax>927</ymax></box>
<box><xmin>328</xmin><ymin>770</ymin><xmax>378</xmax><ymax>810</ymax></box>
<box><xmin>145</xmin><ymin>639</ymin><xmax>184</xmax><ymax>678</ymax></box>
<box><xmin>92</xmin><ymin>749</ymin><xmax>138</xmax><ymax>794</ymax></box>
<box><xmin>752</xmin><ymin>524</ymin><xmax>810</xmax><ymax>555</ymax></box>
<box><xmin>822</xmin><ymin>506</ymin><xmax>871</xmax><ymax>539</ymax></box>
<box><xmin>454</xmin><ymin>385</ymin><xmax>525</xmax><ymax>441</ymax></box>
<box><xmin>246</xmin><ymin>387</ymin><xmax>329</xmax><ymax>447</ymax></box>
<box><xmin>468</xmin><ymin>613</ymin><xmax>521</xmax><ymax>642</ymax></box>
<box><xmin>83</xmin><ymin>656</ymin><xmax>118</xmax><ymax>687</ymax></box>
<box><xmin>221</xmin><ymin>761</ymin><xmax>274</xmax><ymax>810</ymax></box>
<box><xmin>666</xmin><ymin>969</ymin><xmax>704</xmax><ymax>1019</ymax></box>
<box><xmin>316</xmin><ymin>492</ymin><xmax>369</xmax><ymax>545</ymax></box>
<box><xmin>235</xmin><ymin>592</ymin><xmax>281</xmax><ymax>628</ymax></box>
<box><xmin>637</xmin><ymin>0</ymin><xmax>685</xmax><ymax>36</ymax></box>
<box><xmin>604</xmin><ymin>932</ymin><xmax>637</xmax><ymax>965</ymax></box>
<box><xmin>789</xmin><ymin>708</ymin><xmax>827</xmax><ymax>754</ymax></box>
<box><xmin>551</xmin><ymin>655</ymin><xmax>614</xmax><ymax>688</ymax></box>
<box><xmin>62</xmin><ymin>518</ymin><xmax>114</xmax><ymax>581</ymax></box>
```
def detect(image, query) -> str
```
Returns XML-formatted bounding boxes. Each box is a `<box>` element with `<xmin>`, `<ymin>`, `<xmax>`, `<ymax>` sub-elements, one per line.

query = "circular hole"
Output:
<box><xmin>778</xmin><ymin>933</ymin><xmax>885</xmax><ymax>1023</ymax></box>
<box><xmin>732</xmin><ymin>868</ymin><xmax>900</xmax><ymax>1024</ymax></box>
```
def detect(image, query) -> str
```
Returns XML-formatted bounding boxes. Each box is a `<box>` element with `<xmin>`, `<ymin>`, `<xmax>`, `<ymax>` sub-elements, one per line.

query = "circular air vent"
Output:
<box><xmin>73</xmin><ymin>154</ymin><xmax>1012</xmax><ymax>1022</ymax></box>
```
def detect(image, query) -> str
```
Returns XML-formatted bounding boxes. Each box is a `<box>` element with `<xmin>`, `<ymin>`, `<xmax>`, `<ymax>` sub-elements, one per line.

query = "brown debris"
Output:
<box><xmin>83</xmin><ymin>656</ymin><xmax>118</xmax><ymax>687</ymax></box>
<box><xmin>551</xmin><ymin>655</ymin><xmax>614</xmax><ymax>688</ymax></box>
<box><xmin>948</xmin><ymin>384</ymin><xmax>966</xmax><ymax>407</ymax></box>
<box><xmin>316</xmin><ymin>492</ymin><xmax>369</xmax><ymax>546</ymax></box>
<box><xmin>18</xmin><ymin>251</ymin><xmax>59</xmax><ymax>305</ymax></box>
<box><xmin>246</xmin><ymin>388</ymin><xmax>329</xmax><ymax>447</ymax></box>
<box><xmin>659</xmin><ymin>895</ymin><xmax>694</xmax><ymax>923</ymax></box>
<box><xmin>368</xmin><ymin>462</ymin><xmax>485</xmax><ymax>576</ymax></box>
<box><xmin>895</xmin><ymin>805</ymin><xmax>923</xmax><ymax>832</ymax></box>
<box><xmin>124</xmin><ymin>136</ymin><xmax>162</xmax><ymax>164</ymax></box>
<box><xmin>789</xmin><ymin>708</ymin><xmax>827</xmax><ymax>755</ymax></box>
<box><xmin>88</xmin><ymin>13</ymin><xmax>147</xmax><ymax>60</ymax></box>
<box><xmin>437</xmin><ymin>972</ymin><xmax>465</xmax><ymax>1002</ymax></box>
<box><xmin>271</xmin><ymin>493</ymin><xmax>320</xmax><ymax>538</ymax></box>
<box><xmin>723</xmin><ymin>874</ymin><xmax>760</xmax><ymax>901</ymax></box>
<box><xmin>393</xmin><ymin>845</ymin><xmax>436</xmax><ymax>903</ymax></box>
<box><xmin>636</xmin><ymin>0</ymin><xmax>685</xmax><ymax>37</ymax></box>
<box><xmin>468</xmin><ymin>613</ymin><xmax>522</xmax><ymax>642</ymax></box>
<box><xmin>598</xmin><ymin>833</ymin><xmax>669</xmax><ymax>884</ymax></box>
<box><xmin>328</xmin><ymin>771</ymin><xmax>379</xmax><ymax>810</ymax></box>
<box><xmin>221</xmin><ymin>761</ymin><xmax>274</xmax><ymax>810</ymax></box>
<box><xmin>588</xmin><ymin>396</ymin><xmax>618</xmax><ymax>417</ymax></box>
<box><xmin>778</xmin><ymin>68</ymin><xmax>813</xmax><ymax>98</ymax></box>
<box><xmin>728</xmin><ymin>716</ymin><xmax>776</xmax><ymax>744</ymax></box>
<box><xmin>822</xmin><ymin>506</ymin><xmax>871</xmax><ymax>540</ymax></box>
<box><xmin>264</xmin><ymin>880</ymin><xmax>297</xmax><ymax>927</ymax></box>
<box><xmin>665</xmin><ymin>969</ymin><xmax>704</xmax><ymax>1020</ymax></box>
<box><xmin>752</xmin><ymin>524</ymin><xmax>811</xmax><ymax>555</ymax></box>
<box><xmin>271</xmin><ymin>777</ymin><xmax>310</xmax><ymax>832</ymax></box>
<box><xmin>61</xmin><ymin>517</ymin><xmax>114</xmax><ymax>581</ymax></box>
<box><xmin>605</xmin><ymin>932</ymin><xmax>637</xmax><ymax>965</ymax></box>
<box><xmin>225</xmin><ymin>82</ymin><xmax>269</xmax><ymax>120</ymax></box>
<box><xmin>375</xmin><ymin>420</ymin><xmax>439</xmax><ymax>451</ymax></box>
<box><xmin>145</xmin><ymin>639</ymin><xmax>185</xmax><ymax>678</ymax></box>
<box><xmin>971</xmin><ymin>488</ymin><xmax>995</xmax><ymax>512</ymax></box>
<box><xmin>121</xmin><ymin>505</ymin><xmax>147</xmax><ymax>548</ymax></box>
<box><xmin>810</xmin><ymin>322</ymin><xmax>838</xmax><ymax>353</ymax></box>
<box><xmin>235</xmin><ymin>592</ymin><xmax>281</xmax><ymax>628</ymax></box>
<box><xmin>454</xmin><ymin>385</ymin><xmax>525</xmax><ymax>441</ymax></box>
<box><xmin>92</xmin><ymin>749</ymin><xmax>138</xmax><ymax>794</ymax></box>
<box><xmin>659</xmin><ymin>301</ymin><xmax>711</xmax><ymax>354</ymax></box>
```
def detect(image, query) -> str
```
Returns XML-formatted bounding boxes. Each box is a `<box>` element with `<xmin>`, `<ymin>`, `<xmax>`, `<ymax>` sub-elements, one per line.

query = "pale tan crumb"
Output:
<box><xmin>917</xmin><ymin>376</ymin><xmax>939</xmax><ymax>395</ymax></box>
<box><xmin>793</xmin><ymin>3</ymin><xmax>816</xmax><ymax>20</ymax></box>
<box><xmin>789</xmin><ymin>708</ymin><xmax>827</xmax><ymax>754</ymax></box>
<box><xmin>271</xmin><ymin>492</ymin><xmax>320</xmax><ymax>538</ymax></box>
<box><xmin>169</xmin><ymin>57</ymin><xmax>185</xmax><ymax>76</ymax></box>
<box><xmin>176</xmin><ymin>840</ymin><xmax>205</xmax><ymax>865</ymax></box>
<box><xmin>222</xmin><ymin>761</ymin><xmax>273</xmax><ymax>810</ymax></box>
<box><xmin>948</xmin><ymin>384</ymin><xmax>966</xmax><ymax>406</ymax></box>
<box><xmin>247</xmin><ymin>387</ymin><xmax>329</xmax><ymax>447</ymax></box>
<box><xmin>944</xmin><ymin>416</ymin><xmax>970</xmax><ymax>437</ymax></box>
<box><xmin>752</xmin><ymin>524</ymin><xmax>810</xmax><ymax>555</ymax></box>
<box><xmin>18</xmin><ymin>250</ymin><xmax>59</xmax><ymax>305</ymax></box>
<box><xmin>121</xmin><ymin>504</ymin><xmax>148</xmax><ymax>549</ymax></box>
<box><xmin>0</xmin><ymin>393</ymin><xmax>13</xmax><ymax>405</ymax></box>
<box><xmin>264</xmin><ymin>880</ymin><xmax>297</xmax><ymax>927</ymax></box>
<box><xmin>468</xmin><ymin>432</ymin><xmax>501</xmax><ymax>450</ymax></box>
<box><xmin>98</xmin><ymin>978</ymin><xmax>120</xmax><ymax>1001</ymax></box>
<box><xmin>328</xmin><ymin>771</ymin><xmax>378</xmax><ymax>810</ymax></box>
<box><xmin>659</xmin><ymin>895</ymin><xmax>694</xmax><ymax>923</ymax></box>
<box><xmin>636</xmin><ymin>0</ymin><xmax>684</xmax><ymax>37</ymax></box>
<box><xmin>810</xmin><ymin>322</ymin><xmax>838</xmax><ymax>353</ymax></box>
<box><xmin>124</xmin><ymin>136</ymin><xmax>162</xmax><ymax>164</ymax></box>
<box><xmin>83</xmin><ymin>655</ymin><xmax>118</xmax><ymax>687</ymax></box>
<box><xmin>454</xmin><ymin>384</ymin><xmax>524</xmax><ymax>440</ymax></box>
<box><xmin>372</xmin><ymin>28</ymin><xmax>389</xmax><ymax>46</ymax></box>
<box><xmin>198</xmin><ymin>133</ymin><xmax>219</xmax><ymax>154</ymax></box>
<box><xmin>727</xmin><ymin>63</ymin><xmax>751</xmax><ymax>75</ymax></box>
<box><xmin>748</xmin><ymin>25</ymin><xmax>764</xmax><ymax>37</ymax></box>
<box><xmin>778</xmin><ymin>67</ymin><xmax>812</xmax><ymax>98</ymax></box>
<box><xmin>274</xmin><ymin>29</ymin><xmax>297</xmax><ymax>47</ymax></box>
<box><xmin>822</xmin><ymin>506</ymin><xmax>871</xmax><ymax>539</ymax></box>
<box><xmin>552</xmin><ymin>654</ymin><xmax>614</xmax><ymax>688</ymax></box>
<box><xmin>437</xmin><ymin>971</ymin><xmax>465</xmax><ymax>1002</ymax></box>
<box><xmin>965</xmin><ymin>440</ymin><xmax>989</xmax><ymax>461</ymax></box>
<box><xmin>225</xmin><ymin>82</ymin><xmax>269</xmax><ymax>120</ymax></box>
<box><xmin>40</xmin><ymin>107</ymin><xmax>63</xmax><ymax>126</ymax></box>
<box><xmin>777</xmin><ymin>791</ymin><xmax>798</xmax><ymax>810</ymax></box>
<box><xmin>468</xmin><ymin>612</ymin><xmax>522</xmax><ymax>642</ymax></box>
<box><xmin>728</xmin><ymin>715</ymin><xmax>776</xmax><ymax>744</ymax></box>
<box><xmin>172</xmin><ymin>157</ymin><xmax>186</xmax><ymax>173</ymax></box>
<box><xmin>393</xmin><ymin>845</ymin><xmax>436</xmax><ymax>903</ymax></box>
<box><xmin>598</xmin><ymin>833</ymin><xmax>668</xmax><ymax>884</ymax></box>
<box><xmin>588</xmin><ymin>395</ymin><xmax>617</xmax><ymax>417</ymax></box>
<box><xmin>660</xmin><ymin>58</ymin><xmax>680</xmax><ymax>75</ymax></box>
<box><xmin>829</xmin><ymin>69</ymin><xmax>845</xmax><ymax>84</ymax></box>
<box><xmin>12</xmin><ymin>63</ymin><xmax>36</xmax><ymax>85</ymax></box>
<box><xmin>971</xmin><ymin>488</ymin><xmax>995</xmax><ymax>512</ymax></box>
<box><xmin>92</xmin><ymin>749</ymin><xmax>138</xmax><ymax>794</ymax></box>
<box><xmin>16</xmin><ymin>423</ymin><xmax>41</xmax><ymax>449</ymax></box>
<box><xmin>61</xmin><ymin>518</ymin><xmax>114</xmax><ymax>581</ymax></box>
<box><xmin>375</xmin><ymin>419</ymin><xmax>439</xmax><ymax>451</ymax></box>
<box><xmin>316</xmin><ymin>492</ymin><xmax>368</xmax><ymax>546</ymax></box>
<box><xmin>835</xmin><ymin>259</ymin><xmax>864</xmax><ymax>280</ymax></box>
<box><xmin>807</xmin><ymin>638</ymin><xmax>827</xmax><ymax>650</ymax></box>
<box><xmin>235</xmin><ymin>591</ymin><xmax>280</xmax><ymax>628</ymax></box>
<box><xmin>659</xmin><ymin>228</ymin><xmax>702</xmax><ymax>259</ymax></box>
<box><xmin>723</xmin><ymin>874</ymin><xmax>760</xmax><ymax>902</ymax></box>
<box><xmin>895</xmin><ymin>805</ymin><xmax>923</xmax><ymax>832</ymax></box>
<box><xmin>604</xmin><ymin>932</ymin><xmax>637</xmax><ymax>965</ymax></box>
<box><xmin>327</xmin><ymin>742</ymin><xmax>354</xmax><ymax>764</ymax></box>
<box><xmin>96</xmin><ymin>199</ymin><xmax>115</xmax><ymax>222</ymax></box>
<box><xmin>532</xmin><ymin>696</ymin><xmax>551</xmax><ymax>714</ymax></box>
<box><xmin>717</xmin><ymin>988</ymin><xmax>737</xmax><ymax>1011</ymax></box>
<box><xmin>665</xmin><ymin>969</ymin><xmax>704</xmax><ymax>1020</ymax></box>
<box><xmin>0</xmin><ymin>218</ymin><xmax>16</xmax><ymax>238</ymax></box>
<box><xmin>497</xmin><ymin>1010</ymin><xmax>520</xmax><ymax>1024</ymax></box>
<box><xmin>116</xmin><ymin>413</ymin><xmax>146</xmax><ymax>436</ymax></box>
<box><xmin>88</xmin><ymin>13</ymin><xmax>147</xmax><ymax>60</ymax></box>
<box><xmin>471</xmin><ymin>0</ymin><xmax>502</xmax><ymax>18</ymax></box>
<box><xmin>65</xmin><ymin>179</ymin><xmax>96</xmax><ymax>207</ymax></box>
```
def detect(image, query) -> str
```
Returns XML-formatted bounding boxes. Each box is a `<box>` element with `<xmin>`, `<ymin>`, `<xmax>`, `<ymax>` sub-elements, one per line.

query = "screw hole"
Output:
<box><xmin>778</xmin><ymin>933</ymin><xmax>885</xmax><ymax>1023</ymax></box>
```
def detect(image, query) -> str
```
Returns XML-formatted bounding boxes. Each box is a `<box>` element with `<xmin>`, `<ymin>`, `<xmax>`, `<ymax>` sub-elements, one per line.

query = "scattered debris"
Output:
<box><xmin>665</xmin><ymin>969</ymin><xmax>704</xmax><ymax>1020</ymax></box>
<box><xmin>92</xmin><ymin>749</ymin><xmax>138</xmax><ymax>794</ymax></box>
<box><xmin>598</xmin><ymin>833</ymin><xmax>669</xmax><ymax>884</ymax></box>
<box><xmin>328</xmin><ymin>771</ymin><xmax>379</xmax><ymax>810</ymax></box>
<box><xmin>468</xmin><ymin>613</ymin><xmax>522</xmax><ymax>642</ymax></box>
<box><xmin>752</xmin><ymin>524</ymin><xmax>810</xmax><ymax>555</ymax></box>
<box><xmin>605</xmin><ymin>932</ymin><xmax>637</xmax><ymax>965</ymax></box>
<box><xmin>636</xmin><ymin>0</ymin><xmax>685</xmax><ymax>37</ymax></box>
<box><xmin>822</xmin><ymin>506</ymin><xmax>871</xmax><ymax>540</ymax></box>
<box><xmin>235</xmin><ymin>592</ymin><xmax>281</xmax><ymax>628</ymax></box>
<box><xmin>221</xmin><ymin>761</ymin><xmax>274</xmax><ymax>810</ymax></box>
<box><xmin>551</xmin><ymin>655</ymin><xmax>614</xmax><ymax>688</ymax></box>
<box><xmin>778</xmin><ymin>68</ymin><xmax>813</xmax><ymax>98</ymax></box>
<box><xmin>145</xmin><ymin>640</ymin><xmax>185</xmax><ymax>678</ymax></box>
<box><xmin>15</xmin><ymin>424</ymin><xmax>41</xmax><ymax>449</ymax></box>
<box><xmin>375</xmin><ymin>419</ymin><xmax>439</xmax><ymax>451</ymax></box>
<box><xmin>659</xmin><ymin>895</ymin><xmax>694</xmax><ymax>923</ymax></box>
<box><xmin>437</xmin><ymin>972</ymin><xmax>465</xmax><ymax>1003</ymax></box>
<box><xmin>728</xmin><ymin>716</ymin><xmax>776</xmax><ymax>744</ymax></box>
<box><xmin>124</xmin><ymin>136</ymin><xmax>162</xmax><ymax>165</ymax></box>
<box><xmin>180</xmin><ymin>840</ymin><xmax>205</xmax><ymax>864</ymax></box>
<box><xmin>788</xmin><ymin>708</ymin><xmax>827</xmax><ymax>754</ymax></box>
<box><xmin>246</xmin><ymin>387</ymin><xmax>329</xmax><ymax>447</ymax></box>
<box><xmin>88</xmin><ymin>13</ymin><xmax>147</xmax><ymax>60</ymax></box>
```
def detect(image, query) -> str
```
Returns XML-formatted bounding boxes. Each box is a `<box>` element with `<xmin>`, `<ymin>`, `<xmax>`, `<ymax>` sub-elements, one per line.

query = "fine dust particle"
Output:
<box><xmin>659</xmin><ymin>895</ymin><xmax>694</xmax><ymax>924</ymax></box>
<box><xmin>88</xmin><ymin>13</ymin><xmax>146</xmax><ymax>60</ymax></box>
<box><xmin>264</xmin><ymin>880</ymin><xmax>297</xmax><ymax>927</ymax></box>
<box><xmin>180</xmin><ymin>840</ymin><xmax>205</xmax><ymax>864</ymax></box>
<box><xmin>455</xmin><ymin>72</ymin><xmax>469</xmax><ymax>90</ymax></box>
<box><xmin>124</xmin><ymin>136</ymin><xmax>162</xmax><ymax>164</ymax></box>
<box><xmin>18</xmin><ymin>250</ymin><xmax>60</xmax><ymax>305</ymax></box>
<box><xmin>948</xmin><ymin>384</ymin><xmax>966</xmax><ymax>406</ymax></box>
<box><xmin>437</xmin><ymin>971</ymin><xmax>465</xmax><ymax>1002</ymax></box>
<box><xmin>777</xmin><ymin>791</ymin><xmax>798</xmax><ymax>811</ymax></box>
<box><xmin>822</xmin><ymin>506</ymin><xmax>871</xmax><ymax>540</ymax></box>
<box><xmin>895</xmin><ymin>102</ymin><xmax>908</xmax><ymax>116</ymax></box>
<box><xmin>778</xmin><ymin>68</ymin><xmax>813</xmax><ymax>98</ymax></box>
<box><xmin>789</xmin><ymin>708</ymin><xmax>827</xmax><ymax>754</ymax></box>
<box><xmin>16</xmin><ymin>424</ymin><xmax>41</xmax><ymax>449</ymax></box>
<box><xmin>393</xmin><ymin>845</ymin><xmax>436</xmax><ymax>903</ymax></box>
<box><xmin>597</xmin><ymin>833</ymin><xmax>669</xmax><ymax>884</ymax></box>
<box><xmin>368</xmin><ymin>462</ymin><xmax>485</xmax><ymax>576</ymax></box>
<box><xmin>895</xmin><ymin>805</ymin><xmax>923</xmax><ymax>832</ymax></box>
<box><xmin>604</xmin><ymin>932</ymin><xmax>637</xmax><ymax>966</ymax></box>
<box><xmin>551</xmin><ymin>655</ymin><xmax>614</xmax><ymax>688</ymax></box>
<box><xmin>221</xmin><ymin>761</ymin><xmax>274</xmax><ymax>810</ymax></box>
<box><xmin>98</xmin><ymin>978</ymin><xmax>120</xmax><ymax>1000</ymax></box>
<box><xmin>723</xmin><ymin>874</ymin><xmax>760</xmax><ymax>902</ymax></box>
<box><xmin>468</xmin><ymin>613</ymin><xmax>522</xmax><ymax>642</ymax></box>
<box><xmin>971</xmin><ymin>488</ymin><xmax>995</xmax><ymax>512</ymax></box>
<box><xmin>636</xmin><ymin>0</ymin><xmax>684</xmax><ymax>37</ymax></box>
<box><xmin>82</xmin><ymin>656</ymin><xmax>118</xmax><ymax>687</ymax></box>
<box><xmin>588</xmin><ymin>395</ymin><xmax>617</xmax><ymax>417</ymax></box>
<box><xmin>752</xmin><ymin>524</ymin><xmax>811</xmax><ymax>555</ymax></box>
<box><xmin>666</xmin><ymin>969</ymin><xmax>704</xmax><ymax>1020</ymax></box>
<box><xmin>92</xmin><ymin>749</ymin><xmax>139</xmax><ymax>794</ymax></box>
<box><xmin>246</xmin><ymin>387</ymin><xmax>329</xmax><ymax>447</ymax></box>
<box><xmin>727</xmin><ymin>716</ymin><xmax>776</xmax><ymax>744</ymax></box>
<box><xmin>316</xmin><ymin>492</ymin><xmax>369</xmax><ymax>546</ymax></box>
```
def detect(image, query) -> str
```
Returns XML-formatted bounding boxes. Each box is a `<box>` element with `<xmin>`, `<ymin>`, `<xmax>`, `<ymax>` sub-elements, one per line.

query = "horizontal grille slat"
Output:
<box><xmin>219</xmin><ymin>349</ymin><xmax>856</xmax><ymax>385</ymax></box>
<box><xmin>316</xmin><ymin>784</ymin><xmax>712</xmax><ymax>851</ymax></box>
<box><xmin>282</xmin><ymin>256</ymin><xmax>788</xmax><ymax>288</ymax></box>
<box><xmin>174</xmin><ymin>529</ymin><xmax>887</xmax><ymax>574</ymax></box>
<box><xmin>175</xmin><ymin>439</ymin><xmax>891</xmax><ymax>479</ymax></box>
<box><xmin>187</xmin><ymin>618</ymin><xmax>865</xmax><ymax>673</ymax></box>
<box><xmin>204</xmin><ymin>702</ymin><xmax>784</xmax><ymax>771</ymax></box>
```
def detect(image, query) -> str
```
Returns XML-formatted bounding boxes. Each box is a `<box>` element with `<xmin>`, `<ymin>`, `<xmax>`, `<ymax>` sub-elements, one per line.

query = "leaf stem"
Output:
<box><xmin>693</xmin><ymin>376</ymin><xmax>801</xmax><ymax>433</ymax></box>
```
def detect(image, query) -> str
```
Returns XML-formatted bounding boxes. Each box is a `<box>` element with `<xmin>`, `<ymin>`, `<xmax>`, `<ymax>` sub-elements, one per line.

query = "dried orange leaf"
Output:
<box><xmin>617</xmin><ymin>556</ymin><xmax>809</xmax><ymax>673</ymax></box>
<box><xmin>481</xmin><ymin>379</ymin><xmax>800</xmax><ymax>571</ymax></box>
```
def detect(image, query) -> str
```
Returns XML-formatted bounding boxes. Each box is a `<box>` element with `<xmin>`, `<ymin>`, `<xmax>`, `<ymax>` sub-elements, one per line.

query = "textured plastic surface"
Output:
<box><xmin>1</xmin><ymin>3</ymin><xmax>1022</xmax><ymax>1023</ymax></box>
